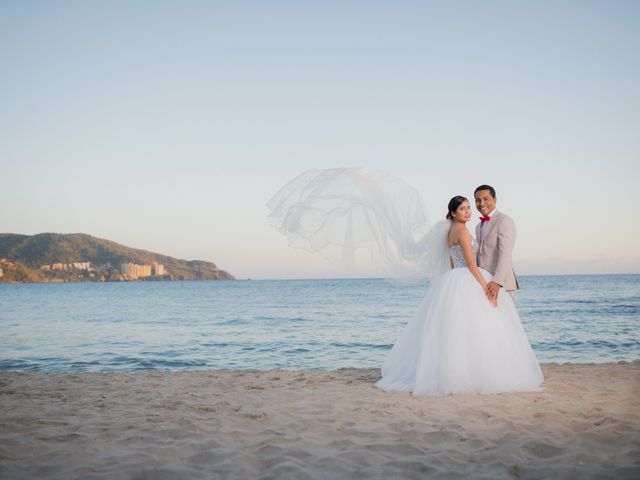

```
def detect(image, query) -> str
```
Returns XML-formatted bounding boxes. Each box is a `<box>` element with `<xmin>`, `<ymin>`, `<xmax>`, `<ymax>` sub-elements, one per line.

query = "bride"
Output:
<box><xmin>268</xmin><ymin>168</ymin><xmax>543</xmax><ymax>396</ymax></box>
<box><xmin>375</xmin><ymin>195</ymin><xmax>543</xmax><ymax>395</ymax></box>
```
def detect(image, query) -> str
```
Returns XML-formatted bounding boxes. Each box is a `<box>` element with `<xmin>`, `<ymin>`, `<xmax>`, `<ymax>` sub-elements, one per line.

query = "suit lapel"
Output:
<box><xmin>481</xmin><ymin>211</ymin><xmax>500</xmax><ymax>246</ymax></box>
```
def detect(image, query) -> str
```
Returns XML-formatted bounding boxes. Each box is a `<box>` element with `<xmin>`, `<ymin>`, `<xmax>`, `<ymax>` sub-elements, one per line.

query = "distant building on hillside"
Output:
<box><xmin>42</xmin><ymin>262</ymin><xmax>91</xmax><ymax>271</ymax></box>
<box><xmin>153</xmin><ymin>262</ymin><xmax>165</xmax><ymax>276</ymax></box>
<box><xmin>120</xmin><ymin>262</ymin><xmax>152</xmax><ymax>279</ymax></box>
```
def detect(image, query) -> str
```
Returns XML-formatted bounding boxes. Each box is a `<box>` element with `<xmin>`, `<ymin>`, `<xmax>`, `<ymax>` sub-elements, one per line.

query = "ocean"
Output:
<box><xmin>1</xmin><ymin>275</ymin><xmax>638</xmax><ymax>372</ymax></box>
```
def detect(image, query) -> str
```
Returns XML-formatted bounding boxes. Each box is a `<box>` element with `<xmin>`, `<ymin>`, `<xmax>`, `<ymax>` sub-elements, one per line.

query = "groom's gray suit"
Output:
<box><xmin>475</xmin><ymin>211</ymin><xmax>519</xmax><ymax>292</ymax></box>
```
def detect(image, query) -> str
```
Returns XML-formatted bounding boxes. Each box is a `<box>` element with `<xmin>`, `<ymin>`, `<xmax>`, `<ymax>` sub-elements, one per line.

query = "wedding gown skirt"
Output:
<box><xmin>376</xmin><ymin>265</ymin><xmax>544</xmax><ymax>396</ymax></box>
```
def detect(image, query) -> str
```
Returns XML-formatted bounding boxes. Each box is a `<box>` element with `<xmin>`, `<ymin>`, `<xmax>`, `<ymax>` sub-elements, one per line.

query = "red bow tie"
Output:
<box><xmin>480</xmin><ymin>216</ymin><xmax>491</xmax><ymax>223</ymax></box>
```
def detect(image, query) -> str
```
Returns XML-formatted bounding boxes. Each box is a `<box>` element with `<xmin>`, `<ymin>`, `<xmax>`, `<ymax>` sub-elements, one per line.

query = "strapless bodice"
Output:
<box><xmin>449</xmin><ymin>239</ymin><xmax>479</xmax><ymax>268</ymax></box>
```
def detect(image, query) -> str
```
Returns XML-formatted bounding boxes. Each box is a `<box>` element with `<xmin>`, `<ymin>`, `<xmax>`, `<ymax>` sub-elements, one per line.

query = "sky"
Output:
<box><xmin>1</xmin><ymin>1</ymin><xmax>639</xmax><ymax>279</ymax></box>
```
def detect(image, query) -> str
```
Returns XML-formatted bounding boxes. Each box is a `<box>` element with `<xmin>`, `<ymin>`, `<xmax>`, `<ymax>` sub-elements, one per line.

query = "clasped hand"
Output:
<box><xmin>484</xmin><ymin>281</ymin><xmax>500</xmax><ymax>307</ymax></box>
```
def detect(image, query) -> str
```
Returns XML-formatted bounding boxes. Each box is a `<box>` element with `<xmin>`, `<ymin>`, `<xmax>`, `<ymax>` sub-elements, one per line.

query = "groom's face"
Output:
<box><xmin>474</xmin><ymin>189</ymin><xmax>496</xmax><ymax>216</ymax></box>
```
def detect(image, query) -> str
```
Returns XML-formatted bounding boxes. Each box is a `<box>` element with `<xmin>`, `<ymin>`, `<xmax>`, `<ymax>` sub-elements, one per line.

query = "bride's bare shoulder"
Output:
<box><xmin>448</xmin><ymin>224</ymin><xmax>471</xmax><ymax>245</ymax></box>
<box><xmin>455</xmin><ymin>227</ymin><xmax>472</xmax><ymax>242</ymax></box>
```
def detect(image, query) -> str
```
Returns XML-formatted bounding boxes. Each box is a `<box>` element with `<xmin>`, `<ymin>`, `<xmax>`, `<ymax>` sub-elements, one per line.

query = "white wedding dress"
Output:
<box><xmin>375</xmin><ymin>239</ymin><xmax>544</xmax><ymax>396</ymax></box>
<box><xmin>268</xmin><ymin>167</ymin><xmax>544</xmax><ymax>396</ymax></box>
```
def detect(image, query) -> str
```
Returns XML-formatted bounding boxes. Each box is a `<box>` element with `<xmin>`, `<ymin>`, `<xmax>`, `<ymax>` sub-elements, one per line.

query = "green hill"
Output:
<box><xmin>0</xmin><ymin>233</ymin><xmax>234</xmax><ymax>283</ymax></box>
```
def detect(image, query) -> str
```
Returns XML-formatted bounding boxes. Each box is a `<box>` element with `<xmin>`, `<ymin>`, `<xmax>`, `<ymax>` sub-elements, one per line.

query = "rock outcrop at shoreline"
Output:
<box><xmin>0</xmin><ymin>233</ymin><xmax>234</xmax><ymax>283</ymax></box>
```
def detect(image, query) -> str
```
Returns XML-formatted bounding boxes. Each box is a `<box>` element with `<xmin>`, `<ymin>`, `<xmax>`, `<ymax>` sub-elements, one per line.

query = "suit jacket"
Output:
<box><xmin>475</xmin><ymin>211</ymin><xmax>519</xmax><ymax>291</ymax></box>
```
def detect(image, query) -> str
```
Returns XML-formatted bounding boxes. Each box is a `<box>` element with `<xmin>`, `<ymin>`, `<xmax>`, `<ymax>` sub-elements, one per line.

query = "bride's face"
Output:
<box><xmin>455</xmin><ymin>200</ymin><xmax>472</xmax><ymax>223</ymax></box>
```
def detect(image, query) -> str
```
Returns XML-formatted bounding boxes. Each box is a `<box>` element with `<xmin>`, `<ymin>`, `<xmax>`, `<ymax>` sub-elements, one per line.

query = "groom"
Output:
<box><xmin>474</xmin><ymin>185</ymin><xmax>519</xmax><ymax>303</ymax></box>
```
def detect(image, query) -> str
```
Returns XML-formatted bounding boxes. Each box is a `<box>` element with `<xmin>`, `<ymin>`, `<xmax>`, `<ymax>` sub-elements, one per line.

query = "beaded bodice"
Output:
<box><xmin>449</xmin><ymin>239</ymin><xmax>479</xmax><ymax>268</ymax></box>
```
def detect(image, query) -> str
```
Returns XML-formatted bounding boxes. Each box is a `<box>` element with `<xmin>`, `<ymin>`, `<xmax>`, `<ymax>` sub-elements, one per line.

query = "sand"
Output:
<box><xmin>1</xmin><ymin>362</ymin><xmax>639</xmax><ymax>479</ymax></box>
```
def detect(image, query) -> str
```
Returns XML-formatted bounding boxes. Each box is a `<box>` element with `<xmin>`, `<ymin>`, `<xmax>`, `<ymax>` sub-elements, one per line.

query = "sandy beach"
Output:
<box><xmin>1</xmin><ymin>362</ymin><xmax>638</xmax><ymax>479</ymax></box>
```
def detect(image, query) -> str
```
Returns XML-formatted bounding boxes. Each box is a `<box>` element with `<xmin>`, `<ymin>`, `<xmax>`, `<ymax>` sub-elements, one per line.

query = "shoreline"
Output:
<box><xmin>1</xmin><ymin>359</ymin><xmax>639</xmax><ymax>374</ymax></box>
<box><xmin>1</xmin><ymin>362</ymin><xmax>639</xmax><ymax>479</ymax></box>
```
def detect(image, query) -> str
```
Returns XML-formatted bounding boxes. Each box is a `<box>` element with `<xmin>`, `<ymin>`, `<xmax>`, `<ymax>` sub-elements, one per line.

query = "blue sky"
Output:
<box><xmin>1</xmin><ymin>1</ymin><xmax>639</xmax><ymax>279</ymax></box>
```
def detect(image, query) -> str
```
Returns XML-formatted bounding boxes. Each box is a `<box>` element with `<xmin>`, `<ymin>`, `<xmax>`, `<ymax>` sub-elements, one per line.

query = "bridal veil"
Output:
<box><xmin>267</xmin><ymin>167</ymin><xmax>451</xmax><ymax>280</ymax></box>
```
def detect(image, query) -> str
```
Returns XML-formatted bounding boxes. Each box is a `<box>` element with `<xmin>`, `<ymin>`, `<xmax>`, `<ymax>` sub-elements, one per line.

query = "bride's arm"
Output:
<box><xmin>459</xmin><ymin>231</ymin><xmax>488</xmax><ymax>291</ymax></box>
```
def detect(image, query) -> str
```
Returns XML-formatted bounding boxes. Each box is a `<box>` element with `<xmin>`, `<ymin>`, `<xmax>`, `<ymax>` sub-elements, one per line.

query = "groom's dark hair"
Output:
<box><xmin>474</xmin><ymin>184</ymin><xmax>496</xmax><ymax>198</ymax></box>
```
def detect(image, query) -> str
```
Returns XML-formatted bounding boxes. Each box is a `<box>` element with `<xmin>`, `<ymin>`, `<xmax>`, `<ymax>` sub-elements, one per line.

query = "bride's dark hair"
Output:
<box><xmin>446</xmin><ymin>196</ymin><xmax>468</xmax><ymax>220</ymax></box>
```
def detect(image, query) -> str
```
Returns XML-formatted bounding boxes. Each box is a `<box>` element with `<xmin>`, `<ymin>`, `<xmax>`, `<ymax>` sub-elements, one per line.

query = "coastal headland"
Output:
<box><xmin>0</xmin><ymin>233</ymin><xmax>234</xmax><ymax>283</ymax></box>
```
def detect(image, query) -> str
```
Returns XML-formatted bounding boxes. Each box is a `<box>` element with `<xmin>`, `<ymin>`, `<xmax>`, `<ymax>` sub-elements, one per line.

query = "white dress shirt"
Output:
<box><xmin>479</xmin><ymin>208</ymin><xmax>497</xmax><ymax>243</ymax></box>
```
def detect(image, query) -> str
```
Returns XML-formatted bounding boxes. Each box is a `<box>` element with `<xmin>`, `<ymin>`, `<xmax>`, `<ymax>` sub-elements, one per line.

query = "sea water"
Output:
<box><xmin>0</xmin><ymin>275</ymin><xmax>638</xmax><ymax>372</ymax></box>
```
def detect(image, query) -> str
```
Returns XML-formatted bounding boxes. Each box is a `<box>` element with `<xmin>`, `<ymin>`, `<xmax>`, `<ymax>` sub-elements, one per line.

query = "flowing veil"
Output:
<box><xmin>267</xmin><ymin>167</ymin><xmax>451</xmax><ymax>280</ymax></box>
